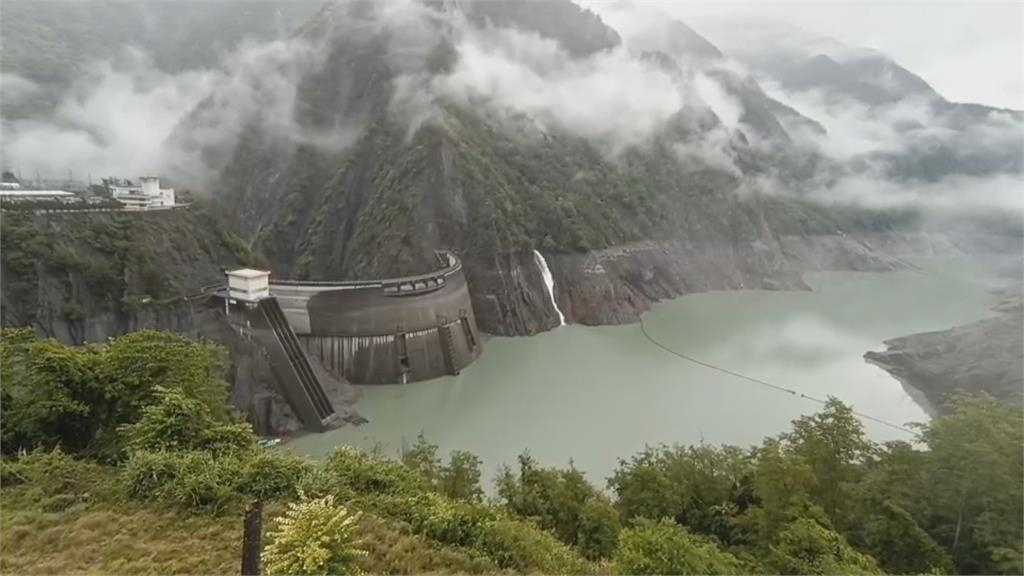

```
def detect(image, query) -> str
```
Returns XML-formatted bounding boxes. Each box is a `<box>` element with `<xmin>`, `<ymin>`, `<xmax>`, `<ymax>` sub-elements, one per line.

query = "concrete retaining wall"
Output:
<box><xmin>269</xmin><ymin>252</ymin><xmax>482</xmax><ymax>384</ymax></box>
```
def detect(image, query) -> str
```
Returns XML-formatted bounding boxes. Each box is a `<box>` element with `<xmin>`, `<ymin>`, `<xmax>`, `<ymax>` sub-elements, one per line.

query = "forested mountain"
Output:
<box><xmin>2</xmin><ymin>0</ymin><xmax>1021</xmax><ymax>338</ymax></box>
<box><xmin>200</xmin><ymin>0</ymin><xmax>953</xmax><ymax>334</ymax></box>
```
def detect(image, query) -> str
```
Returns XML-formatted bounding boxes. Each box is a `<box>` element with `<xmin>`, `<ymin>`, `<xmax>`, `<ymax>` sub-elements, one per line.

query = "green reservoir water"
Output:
<box><xmin>285</xmin><ymin>258</ymin><xmax>1007</xmax><ymax>485</ymax></box>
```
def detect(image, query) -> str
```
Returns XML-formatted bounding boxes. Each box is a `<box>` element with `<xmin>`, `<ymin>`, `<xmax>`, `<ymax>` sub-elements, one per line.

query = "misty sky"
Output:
<box><xmin>606</xmin><ymin>1</ymin><xmax>1024</xmax><ymax>110</ymax></box>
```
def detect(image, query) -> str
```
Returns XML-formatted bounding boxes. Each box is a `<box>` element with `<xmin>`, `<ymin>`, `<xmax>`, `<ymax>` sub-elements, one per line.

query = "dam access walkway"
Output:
<box><xmin>217</xmin><ymin>268</ymin><xmax>338</xmax><ymax>432</ymax></box>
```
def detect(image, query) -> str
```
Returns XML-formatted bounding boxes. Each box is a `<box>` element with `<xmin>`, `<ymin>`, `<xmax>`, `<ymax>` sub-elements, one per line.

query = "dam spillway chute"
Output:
<box><xmin>220</xmin><ymin>268</ymin><xmax>337</xmax><ymax>432</ymax></box>
<box><xmin>533</xmin><ymin>249</ymin><xmax>566</xmax><ymax>326</ymax></box>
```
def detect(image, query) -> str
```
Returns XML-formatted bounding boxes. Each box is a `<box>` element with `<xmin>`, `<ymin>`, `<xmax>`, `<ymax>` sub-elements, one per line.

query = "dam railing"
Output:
<box><xmin>268</xmin><ymin>251</ymin><xmax>462</xmax><ymax>296</ymax></box>
<box><xmin>257</xmin><ymin>297</ymin><xmax>335</xmax><ymax>429</ymax></box>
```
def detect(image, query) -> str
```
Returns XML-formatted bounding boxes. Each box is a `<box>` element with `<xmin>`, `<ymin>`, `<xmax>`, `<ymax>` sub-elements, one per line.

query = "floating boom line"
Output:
<box><xmin>638</xmin><ymin>318</ymin><xmax>918</xmax><ymax>436</ymax></box>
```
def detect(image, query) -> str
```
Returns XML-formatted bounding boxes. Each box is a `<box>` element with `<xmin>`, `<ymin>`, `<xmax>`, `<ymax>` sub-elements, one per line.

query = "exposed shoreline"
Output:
<box><xmin>864</xmin><ymin>281</ymin><xmax>1023</xmax><ymax>412</ymax></box>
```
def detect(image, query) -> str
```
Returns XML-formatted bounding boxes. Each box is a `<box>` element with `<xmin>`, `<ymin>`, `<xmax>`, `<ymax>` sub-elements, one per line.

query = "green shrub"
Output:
<box><xmin>615</xmin><ymin>519</ymin><xmax>745</xmax><ymax>575</ymax></box>
<box><xmin>1</xmin><ymin>448</ymin><xmax>110</xmax><ymax>494</ymax></box>
<box><xmin>236</xmin><ymin>450</ymin><xmax>313</xmax><ymax>502</ymax></box>
<box><xmin>264</xmin><ymin>494</ymin><xmax>366</xmax><ymax>576</ymax></box>
<box><xmin>123</xmin><ymin>450</ymin><xmax>239</xmax><ymax>512</ymax></box>
<box><xmin>765</xmin><ymin>517</ymin><xmax>881</xmax><ymax>575</ymax></box>
<box><xmin>475</xmin><ymin>517</ymin><xmax>590</xmax><ymax>573</ymax></box>
<box><xmin>322</xmin><ymin>446</ymin><xmax>430</xmax><ymax>499</ymax></box>
<box><xmin>0</xmin><ymin>448</ymin><xmax>119</xmax><ymax>510</ymax></box>
<box><xmin>122</xmin><ymin>448</ymin><xmax>309</xmax><ymax>513</ymax></box>
<box><xmin>416</xmin><ymin>495</ymin><xmax>494</xmax><ymax>548</ymax></box>
<box><xmin>357</xmin><ymin>514</ymin><xmax>498</xmax><ymax>575</ymax></box>
<box><xmin>121</xmin><ymin>386</ymin><xmax>255</xmax><ymax>454</ymax></box>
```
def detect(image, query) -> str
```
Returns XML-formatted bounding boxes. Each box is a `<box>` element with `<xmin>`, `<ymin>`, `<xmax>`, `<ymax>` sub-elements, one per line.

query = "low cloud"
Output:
<box><xmin>0</xmin><ymin>73</ymin><xmax>41</xmax><ymax>106</ymax></box>
<box><xmin>816</xmin><ymin>173</ymin><xmax>1024</xmax><ymax>214</ymax></box>
<box><xmin>694</xmin><ymin>73</ymin><xmax>743</xmax><ymax>130</ymax></box>
<box><xmin>1</xmin><ymin>36</ymin><xmax>345</xmax><ymax>188</ymax></box>
<box><xmin>395</xmin><ymin>24</ymin><xmax>691</xmax><ymax>154</ymax></box>
<box><xmin>755</xmin><ymin>78</ymin><xmax>1023</xmax><ymax>216</ymax></box>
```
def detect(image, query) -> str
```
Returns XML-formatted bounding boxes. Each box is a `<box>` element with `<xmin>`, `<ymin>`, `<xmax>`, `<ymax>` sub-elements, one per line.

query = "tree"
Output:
<box><xmin>614</xmin><ymin>519</ymin><xmax>744</xmax><ymax>575</ymax></box>
<box><xmin>608</xmin><ymin>449</ymin><xmax>678</xmax><ymax>521</ymax></box>
<box><xmin>0</xmin><ymin>328</ymin><xmax>103</xmax><ymax>454</ymax></box>
<box><xmin>97</xmin><ymin>330</ymin><xmax>232</xmax><ymax>425</ymax></box>
<box><xmin>121</xmin><ymin>386</ymin><xmax>255</xmax><ymax>454</ymax></box>
<box><xmin>0</xmin><ymin>329</ymin><xmax>235</xmax><ymax>457</ymax></box>
<box><xmin>608</xmin><ymin>443</ymin><xmax>754</xmax><ymax>546</ymax></box>
<box><xmin>496</xmin><ymin>453</ymin><xmax>618</xmax><ymax>558</ymax></box>
<box><xmin>401</xmin><ymin>433</ymin><xmax>441</xmax><ymax>485</ymax></box>
<box><xmin>401</xmin><ymin>435</ymin><xmax>483</xmax><ymax>501</ymax></box>
<box><xmin>765</xmin><ymin>517</ymin><xmax>881</xmax><ymax>575</ymax></box>
<box><xmin>861</xmin><ymin>500</ymin><xmax>953</xmax><ymax>575</ymax></box>
<box><xmin>918</xmin><ymin>394</ymin><xmax>1024</xmax><ymax>574</ymax></box>
<box><xmin>577</xmin><ymin>498</ymin><xmax>622</xmax><ymax>561</ymax></box>
<box><xmin>742</xmin><ymin>437</ymin><xmax>816</xmax><ymax>540</ymax></box>
<box><xmin>263</xmin><ymin>494</ymin><xmax>366</xmax><ymax>576</ymax></box>
<box><xmin>782</xmin><ymin>397</ymin><xmax>874</xmax><ymax>530</ymax></box>
<box><xmin>440</xmin><ymin>450</ymin><xmax>483</xmax><ymax>502</ymax></box>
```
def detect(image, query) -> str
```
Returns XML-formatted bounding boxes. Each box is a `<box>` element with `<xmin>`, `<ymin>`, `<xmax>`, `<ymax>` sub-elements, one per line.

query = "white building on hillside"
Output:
<box><xmin>110</xmin><ymin>177</ymin><xmax>175</xmax><ymax>210</ymax></box>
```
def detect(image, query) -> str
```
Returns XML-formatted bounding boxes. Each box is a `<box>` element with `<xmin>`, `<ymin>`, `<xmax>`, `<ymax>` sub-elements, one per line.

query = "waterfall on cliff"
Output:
<box><xmin>533</xmin><ymin>249</ymin><xmax>566</xmax><ymax>326</ymax></box>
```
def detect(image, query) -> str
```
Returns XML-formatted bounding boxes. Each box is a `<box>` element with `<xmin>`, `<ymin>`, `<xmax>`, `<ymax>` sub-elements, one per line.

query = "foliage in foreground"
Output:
<box><xmin>0</xmin><ymin>328</ymin><xmax>232</xmax><ymax>459</ymax></box>
<box><xmin>263</xmin><ymin>494</ymin><xmax>365</xmax><ymax>576</ymax></box>
<box><xmin>1</xmin><ymin>329</ymin><xmax>1021</xmax><ymax>575</ymax></box>
<box><xmin>615</xmin><ymin>519</ymin><xmax>744</xmax><ymax>575</ymax></box>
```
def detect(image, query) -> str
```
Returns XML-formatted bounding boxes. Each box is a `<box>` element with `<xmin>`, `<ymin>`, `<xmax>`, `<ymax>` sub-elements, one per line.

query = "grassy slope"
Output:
<box><xmin>2</xmin><ymin>497</ymin><xmax>241</xmax><ymax>574</ymax></box>
<box><xmin>0</xmin><ymin>484</ymin><xmax>501</xmax><ymax>575</ymax></box>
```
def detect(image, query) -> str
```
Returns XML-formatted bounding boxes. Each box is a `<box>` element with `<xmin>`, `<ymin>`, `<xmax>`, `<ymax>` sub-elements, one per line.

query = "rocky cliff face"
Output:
<box><xmin>475</xmin><ymin>231</ymin><xmax>1024</xmax><ymax>334</ymax></box>
<box><xmin>0</xmin><ymin>208</ymin><xmax>252</xmax><ymax>341</ymax></box>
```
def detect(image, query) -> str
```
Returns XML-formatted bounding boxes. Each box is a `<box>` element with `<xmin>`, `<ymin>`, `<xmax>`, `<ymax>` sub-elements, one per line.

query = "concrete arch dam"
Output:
<box><xmin>270</xmin><ymin>252</ymin><xmax>482</xmax><ymax>384</ymax></box>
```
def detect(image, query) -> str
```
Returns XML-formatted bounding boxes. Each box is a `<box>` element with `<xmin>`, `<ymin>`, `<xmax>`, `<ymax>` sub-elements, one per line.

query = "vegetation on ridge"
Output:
<box><xmin>0</xmin><ymin>206</ymin><xmax>263</xmax><ymax>339</ymax></box>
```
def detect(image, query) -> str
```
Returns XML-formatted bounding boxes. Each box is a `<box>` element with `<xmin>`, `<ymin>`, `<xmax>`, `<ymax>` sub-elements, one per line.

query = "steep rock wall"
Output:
<box><xmin>471</xmin><ymin>231</ymin><xmax>1023</xmax><ymax>334</ymax></box>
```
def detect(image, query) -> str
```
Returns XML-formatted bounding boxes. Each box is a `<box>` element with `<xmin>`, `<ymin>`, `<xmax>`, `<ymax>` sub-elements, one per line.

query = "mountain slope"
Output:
<box><xmin>0</xmin><ymin>206</ymin><xmax>255</xmax><ymax>342</ymax></box>
<box><xmin>204</xmin><ymin>0</ymin><xmax>944</xmax><ymax>334</ymax></box>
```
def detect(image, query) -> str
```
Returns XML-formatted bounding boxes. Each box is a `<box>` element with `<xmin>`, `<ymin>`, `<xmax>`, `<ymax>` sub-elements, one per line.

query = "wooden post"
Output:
<box><xmin>240</xmin><ymin>499</ymin><xmax>263</xmax><ymax>576</ymax></box>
